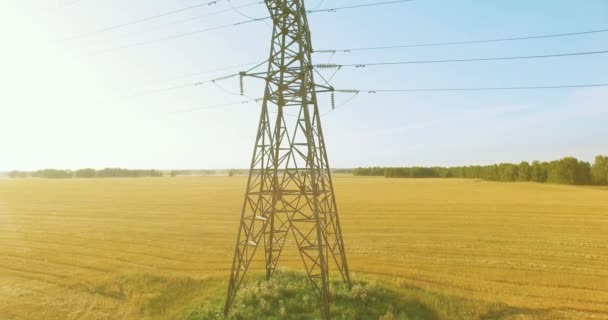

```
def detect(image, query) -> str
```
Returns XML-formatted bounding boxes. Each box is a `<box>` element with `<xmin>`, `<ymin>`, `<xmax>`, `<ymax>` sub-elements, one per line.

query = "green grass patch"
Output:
<box><xmin>185</xmin><ymin>271</ymin><xmax>509</xmax><ymax>320</ymax></box>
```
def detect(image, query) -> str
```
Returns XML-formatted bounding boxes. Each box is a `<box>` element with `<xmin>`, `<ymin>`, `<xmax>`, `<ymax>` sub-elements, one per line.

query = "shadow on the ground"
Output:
<box><xmin>187</xmin><ymin>271</ymin><xmax>439</xmax><ymax>320</ymax></box>
<box><xmin>480</xmin><ymin>306</ymin><xmax>542</xmax><ymax>320</ymax></box>
<box><xmin>96</xmin><ymin>271</ymin><xmax>585</xmax><ymax>320</ymax></box>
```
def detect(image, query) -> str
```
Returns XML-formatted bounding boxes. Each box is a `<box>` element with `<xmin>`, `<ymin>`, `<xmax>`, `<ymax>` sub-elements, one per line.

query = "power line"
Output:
<box><xmin>86</xmin><ymin>0</ymin><xmax>413</xmax><ymax>55</ymax></box>
<box><xmin>310</xmin><ymin>0</ymin><xmax>327</xmax><ymax>11</ymax></box>
<box><xmin>64</xmin><ymin>0</ymin><xmax>224</xmax><ymax>41</ymax></box>
<box><xmin>326</xmin><ymin>83</ymin><xmax>608</xmax><ymax>94</ymax></box>
<box><xmin>173</xmin><ymin>97</ymin><xmax>262</xmax><ymax>114</ymax></box>
<box><xmin>174</xmin><ymin>82</ymin><xmax>608</xmax><ymax>115</ymax></box>
<box><xmin>321</xmin><ymin>91</ymin><xmax>359</xmax><ymax>117</ymax></box>
<box><xmin>172</xmin><ymin>64</ymin><xmax>266</xmax><ymax>113</ymax></box>
<box><xmin>173</xmin><ymin>83</ymin><xmax>608</xmax><ymax>116</ymax></box>
<box><xmin>142</xmin><ymin>59</ymin><xmax>266</xmax><ymax>86</ymax></box>
<box><xmin>160</xmin><ymin>1</ymin><xmax>263</xmax><ymax>28</ymax></box>
<box><xmin>319</xmin><ymin>83</ymin><xmax>608</xmax><ymax>116</ymax></box>
<box><xmin>314</xmin><ymin>28</ymin><xmax>608</xmax><ymax>53</ymax></box>
<box><xmin>314</xmin><ymin>49</ymin><xmax>608</xmax><ymax>68</ymax></box>
<box><xmin>114</xmin><ymin>72</ymin><xmax>241</xmax><ymax>102</ymax></box>
<box><xmin>307</xmin><ymin>0</ymin><xmax>415</xmax><ymax>13</ymax></box>
<box><xmin>227</xmin><ymin>0</ymin><xmax>269</xmax><ymax>25</ymax></box>
<box><xmin>164</xmin><ymin>0</ymin><xmax>411</xmax><ymax>29</ymax></box>
<box><xmin>108</xmin><ymin>59</ymin><xmax>267</xmax><ymax>104</ymax></box>
<box><xmin>87</xmin><ymin>16</ymin><xmax>268</xmax><ymax>56</ymax></box>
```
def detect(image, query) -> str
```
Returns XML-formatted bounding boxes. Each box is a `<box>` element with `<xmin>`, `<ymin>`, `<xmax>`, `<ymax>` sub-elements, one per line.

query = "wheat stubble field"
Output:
<box><xmin>1</xmin><ymin>177</ymin><xmax>607</xmax><ymax>320</ymax></box>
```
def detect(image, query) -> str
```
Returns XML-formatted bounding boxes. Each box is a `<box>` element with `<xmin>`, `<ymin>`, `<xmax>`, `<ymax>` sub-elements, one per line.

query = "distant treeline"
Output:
<box><xmin>8</xmin><ymin>168</ymin><xmax>355</xmax><ymax>179</ymax></box>
<box><xmin>169</xmin><ymin>169</ymin><xmax>223</xmax><ymax>177</ymax></box>
<box><xmin>353</xmin><ymin>155</ymin><xmax>608</xmax><ymax>186</ymax></box>
<box><xmin>333</xmin><ymin>168</ymin><xmax>354</xmax><ymax>174</ymax></box>
<box><xmin>9</xmin><ymin>168</ymin><xmax>163</xmax><ymax>179</ymax></box>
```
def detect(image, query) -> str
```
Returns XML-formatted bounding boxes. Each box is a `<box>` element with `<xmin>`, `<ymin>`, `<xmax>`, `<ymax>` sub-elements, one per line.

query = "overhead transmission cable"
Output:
<box><xmin>320</xmin><ymin>91</ymin><xmax>360</xmax><ymax>117</ymax></box>
<box><xmin>64</xmin><ymin>0</ymin><xmax>224</xmax><ymax>41</ymax></box>
<box><xmin>85</xmin><ymin>0</ymin><xmax>413</xmax><ymax>55</ymax></box>
<box><xmin>323</xmin><ymin>83</ymin><xmax>608</xmax><ymax>94</ymax></box>
<box><xmin>314</xmin><ymin>49</ymin><xmax>608</xmax><ymax>69</ymax></box>
<box><xmin>310</xmin><ymin>0</ymin><xmax>327</xmax><ymax>11</ymax></box>
<box><xmin>175</xmin><ymin>83</ymin><xmax>608</xmax><ymax>115</ymax></box>
<box><xmin>314</xmin><ymin>28</ymin><xmax>608</xmax><ymax>53</ymax></box>
<box><xmin>227</xmin><ymin>0</ymin><xmax>271</xmax><ymax>28</ymax></box>
<box><xmin>161</xmin><ymin>1</ymin><xmax>263</xmax><ymax>28</ymax></box>
<box><xmin>173</xmin><ymin>98</ymin><xmax>262</xmax><ymax>114</ymax></box>
<box><xmin>319</xmin><ymin>83</ymin><xmax>608</xmax><ymax>116</ymax></box>
<box><xmin>307</xmin><ymin>0</ymin><xmax>415</xmax><ymax>13</ymax></box>
<box><xmin>142</xmin><ymin>59</ymin><xmax>266</xmax><ymax>86</ymax></box>
<box><xmin>179</xmin><ymin>63</ymin><xmax>267</xmax><ymax>114</ymax></box>
<box><xmin>87</xmin><ymin>16</ymin><xmax>268</xmax><ymax>56</ymax></box>
<box><xmin>173</xmin><ymin>62</ymin><xmax>266</xmax><ymax>114</ymax></box>
<box><xmin>127</xmin><ymin>59</ymin><xmax>267</xmax><ymax>100</ymax></box>
<box><xmin>175</xmin><ymin>81</ymin><xmax>608</xmax><ymax>115</ymax></box>
<box><xmin>118</xmin><ymin>71</ymin><xmax>241</xmax><ymax>101</ymax></box>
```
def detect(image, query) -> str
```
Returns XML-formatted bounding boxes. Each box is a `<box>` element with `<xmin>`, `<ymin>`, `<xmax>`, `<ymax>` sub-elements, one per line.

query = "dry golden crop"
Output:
<box><xmin>1</xmin><ymin>177</ymin><xmax>607</xmax><ymax>319</ymax></box>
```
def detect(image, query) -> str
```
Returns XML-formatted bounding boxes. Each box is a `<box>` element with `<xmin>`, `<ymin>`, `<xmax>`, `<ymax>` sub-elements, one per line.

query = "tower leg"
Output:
<box><xmin>224</xmin><ymin>102</ymin><xmax>273</xmax><ymax>314</ymax></box>
<box><xmin>312</xmin><ymin>108</ymin><xmax>351</xmax><ymax>286</ymax></box>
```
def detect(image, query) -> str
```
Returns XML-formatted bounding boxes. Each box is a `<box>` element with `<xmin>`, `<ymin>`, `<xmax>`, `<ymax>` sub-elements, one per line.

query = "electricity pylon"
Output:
<box><xmin>224</xmin><ymin>1</ymin><xmax>350</xmax><ymax>319</ymax></box>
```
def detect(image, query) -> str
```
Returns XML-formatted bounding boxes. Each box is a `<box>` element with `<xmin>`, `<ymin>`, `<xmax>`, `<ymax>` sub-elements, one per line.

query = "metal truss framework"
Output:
<box><xmin>224</xmin><ymin>0</ymin><xmax>351</xmax><ymax>319</ymax></box>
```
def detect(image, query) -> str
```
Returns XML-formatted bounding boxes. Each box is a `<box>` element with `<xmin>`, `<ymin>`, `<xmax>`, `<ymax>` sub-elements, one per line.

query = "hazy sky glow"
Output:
<box><xmin>1</xmin><ymin>0</ymin><xmax>607</xmax><ymax>171</ymax></box>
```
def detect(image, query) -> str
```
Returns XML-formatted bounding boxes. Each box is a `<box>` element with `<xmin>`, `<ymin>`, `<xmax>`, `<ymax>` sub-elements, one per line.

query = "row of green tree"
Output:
<box><xmin>169</xmin><ymin>169</ymin><xmax>220</xmax><ymax>177</ymax></box>
<box><xmin>9</xmin><ymin>168</ymin><xmax>163</xmax><ymax>179</ymax></box>
<box><xmin>353</xmin><ymin>155</ymin><xmax>608</xmax><ymax>186</ymax></box>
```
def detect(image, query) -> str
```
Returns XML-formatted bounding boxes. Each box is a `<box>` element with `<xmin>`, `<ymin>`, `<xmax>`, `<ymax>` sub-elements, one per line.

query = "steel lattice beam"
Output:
<box><xmin>224</xmin><ymin>1</ymin><xmax>350</xmax><ymax>319</ymax></box>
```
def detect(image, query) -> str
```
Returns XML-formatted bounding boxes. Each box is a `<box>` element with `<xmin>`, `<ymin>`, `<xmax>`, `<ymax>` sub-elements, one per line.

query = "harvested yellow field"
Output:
<box><xmin>1</xmin><ymin>177</ymin><xmax>608</xmax><ymax>320</ymax></box>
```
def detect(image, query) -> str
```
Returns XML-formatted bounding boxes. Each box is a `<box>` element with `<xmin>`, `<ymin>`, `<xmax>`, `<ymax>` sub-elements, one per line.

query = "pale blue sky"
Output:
<box><xmin>0</xmin><ymin>0</ymin><xmax>607</xmax><ymax>170</ymax></box>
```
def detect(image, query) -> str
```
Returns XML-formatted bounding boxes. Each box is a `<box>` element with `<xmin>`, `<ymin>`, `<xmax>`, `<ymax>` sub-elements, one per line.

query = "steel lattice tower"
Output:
<box><xmin>224</xmin><ymin>1</ymin><xmax>350</xmax><ymax>319</ymax></box>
